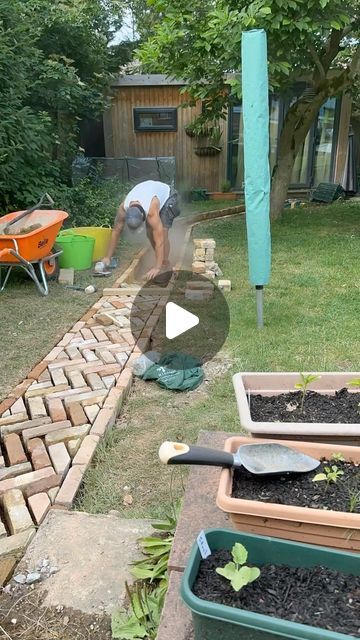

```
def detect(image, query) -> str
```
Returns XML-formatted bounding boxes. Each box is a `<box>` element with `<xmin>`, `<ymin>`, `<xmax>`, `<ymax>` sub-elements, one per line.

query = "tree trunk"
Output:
<box><xmin>270</xmin><ymin>91</ymin><xmax>329</xmax><ymax>220</ymax></box>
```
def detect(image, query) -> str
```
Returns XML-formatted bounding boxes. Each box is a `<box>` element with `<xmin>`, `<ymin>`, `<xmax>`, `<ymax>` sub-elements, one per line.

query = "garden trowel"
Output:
<box><xmin>158</xmin><ymin>441</ymin><xmax>320</xmax><ymax>476</ymax></box>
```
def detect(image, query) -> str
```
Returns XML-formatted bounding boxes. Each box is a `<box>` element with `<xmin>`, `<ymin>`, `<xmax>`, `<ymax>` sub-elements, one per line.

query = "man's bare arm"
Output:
<box><xmin>104</xmin><ymin>203</ymin><xmax>126</xmax><ymax>264</ymax></box>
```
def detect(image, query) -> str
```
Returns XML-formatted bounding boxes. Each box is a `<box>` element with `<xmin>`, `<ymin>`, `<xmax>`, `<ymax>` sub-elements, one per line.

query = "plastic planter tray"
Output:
<box><xmin>181</xmin><ymin>528</ymin><xmax>360</xmax><ymax>640</ymax></box>
<box><xmin>233</xmin><ymin>372</ymin><xmax>360</xmax><ymax>445</ymax></box>
<box><xmin>217</xmin><ymin>436</ymin><xmax>360</xmax><ymax>551</ymax></box>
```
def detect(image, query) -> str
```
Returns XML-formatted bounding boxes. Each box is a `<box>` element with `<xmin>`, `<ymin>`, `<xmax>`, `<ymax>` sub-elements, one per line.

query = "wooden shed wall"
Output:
<box><xmin>103</xmin><ymin>85</ymin><xmax>227</xmax><ymax>192</ymax></box>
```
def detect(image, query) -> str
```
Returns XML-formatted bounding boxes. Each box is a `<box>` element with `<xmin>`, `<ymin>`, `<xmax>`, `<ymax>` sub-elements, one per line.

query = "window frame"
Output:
<box><xmin>133</xmin><ymin>107</ymin><xmax>178</xmax><ymax>132</ymax></box>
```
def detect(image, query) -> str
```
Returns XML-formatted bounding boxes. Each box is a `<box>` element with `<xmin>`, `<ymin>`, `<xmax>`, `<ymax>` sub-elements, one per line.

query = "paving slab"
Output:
<box><xmin>17</xmin><ymin>510</ymin><xmax>153</xmax><ymax>614</ymax></box>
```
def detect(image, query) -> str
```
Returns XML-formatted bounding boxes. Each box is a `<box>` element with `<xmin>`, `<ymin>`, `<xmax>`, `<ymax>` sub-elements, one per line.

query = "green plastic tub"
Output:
<box><xmin>181</xmin><ymin>529</ymin><xmax>360</xmax><ymax>640</ymax></box>
<box><xmin>56</xmin><ymin>232</ymin><xmax>95</xmax><ymax>270</ymax></box>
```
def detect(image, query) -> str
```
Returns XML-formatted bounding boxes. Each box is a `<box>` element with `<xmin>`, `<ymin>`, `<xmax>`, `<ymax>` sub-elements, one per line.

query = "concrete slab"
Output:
<box><xmin>17</xmin><ymin>510</ymin><xmax>152</xmax><ymax>614</ymax></box>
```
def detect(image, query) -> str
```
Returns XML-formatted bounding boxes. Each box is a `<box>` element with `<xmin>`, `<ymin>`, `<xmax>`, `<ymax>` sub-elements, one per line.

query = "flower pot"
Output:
<box><xmin>194</xmin><ymin>146</ymin><xmax>222</xmax><ymax>157</ymax></box>
<box><xmin>217</xmin><ymin>436</ymin><xmax>360</xmax><ymax>551</ymax></box>
<box><xmin>208</xmin><ymin>192</ymin><xmax>237</xmax><ymax>200</ymax></box>
<box><xmin>233</xmin><ymin>372</ymin><xmax>360</xmax><ymax>445</ymax></box>
<box><xmin>181</xmin><ymin>528</ymin><xmax>360</xmax><ymax>640</ymax></box>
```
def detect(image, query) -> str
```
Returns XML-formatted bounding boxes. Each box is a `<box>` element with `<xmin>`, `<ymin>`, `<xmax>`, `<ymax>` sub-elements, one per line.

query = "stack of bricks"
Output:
<box><xmin>0</xmin><ymin>282</ymin><xmax>168</xmax><ymax>585</ymax></box>
<box><xmin>191</xmin><ymin>239</ymin><xmax>221</xmax><ymax>280</ymax></box>
<box><xmin>185</xmin><ymin>280</ymin><xmax>214</xmax><ymax>302</ymax></box>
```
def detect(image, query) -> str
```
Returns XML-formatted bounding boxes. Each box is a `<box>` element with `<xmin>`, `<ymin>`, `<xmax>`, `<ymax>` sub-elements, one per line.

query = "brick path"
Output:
<box><xmin>0</xmin><ymin>257</ymin><xmax>171</xmax><ymax>580</ymax></box>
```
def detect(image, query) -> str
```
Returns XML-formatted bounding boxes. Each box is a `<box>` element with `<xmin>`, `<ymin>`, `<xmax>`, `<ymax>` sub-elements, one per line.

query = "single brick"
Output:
<box><xmin>1</xmin><ymin>416</ymin><xmax>52</xmax><ymax>437</ymax></box>
<box><xmin>85</xmin><ymin>373</ymin><xmax>105</xmax><ymax>391</ymax></box>
<box><xmin>80</xmin><ymin>327</ymin><xmax>95</xmax><ymax>341</ymax></box>
<box><xmin>27</xmin><ymin>396</ymin><xmax>47</xmax><ymax>420</ymax></box>
<box><xmin>23</xmin><ymin>420</ymin><xmax>72</xmax><ymax>445</ymax></box>
<box><xmin>67</xmin><ymin>438</ymin><xmax>82</xmax><ymax>457</ymax></box>
<box><xmin>3</xmin><ymin>433</ymin><xmax>27</xmax><ymax>466</ymax></box>
<box><xmin>0</xmin><ymin>463</ymin><xmax>32</xmax><ymax>482</ymax></box>
<box><xmin>0</xmin><ymin>467</ymin><xmax>55</xmax><ymax>496</ymax></box>
<box><xmin>90</xmin><ymin>408</ymin><xmax>116</xmax><ymax>438</ymax></box>
<box><xmin>28</xmin><ymin>438</ymin><xmax>52</xmax><ymax>470</ymax></box>
<box><xmin>44</xmin><ymin>346</ymin><xmax>64</xmax><ymax>362</ymax></box>
<box><xmin>103</xmin><ymin>387</ymin><xmax>124</xmax><ymax>411</ymax></box>
<box><xmin>23</xmin><ymin>473</ymin><xmax>62</xmax><ymax>499</ymax></box>
<box><xmin>83</xmin><ymin>349</ymin><xmax>99</xmax><ymax>363</ymax></box>
<box><xmin>58</xmin><ymin>268</ymin><xmax>74</xmax><ymax>286</ymax></box>
<box><xmin>37</xmin><ymin>368</ymin><xmax>51</xmax><ymax>382</ymax></box>
<box><xmin>10</xmin><ymin>397</ymin><xmax>27</xmax><ymax>415</ymax></box>
<box><xmin>92</xmin><ymin>327</ymin><xmax>108</xmax><ymax>342</ymax></box>
<box><xmin>0</xmin><ymin>556</ymin><xmax>17</xmax><ymax>586</ymax></box>
<box><xmin>84</xmin><ymin>404</ymin><xmax>100</xmax><ymax>424</ymax></box>
<box><xmin>71</xmin><ymin>321</ymin><xmax>85</xmax><ymax>333</ymax></box>
<box><xmin>48</xmin><ymin>443</ymin><xmax>70</xmax><ymax>478</ymax></box>
<box><xmin>218</xmin><ymin>279</ymin><xmax>231</xmax><ymax>291</ymax></box>
<box><xmin>67</xmin><ymin>370</ymin><xmax>87</xmax><ymax>389</ymax></box>
<box><xmin>45</xmin><ymin>423</ymin><xmax>90</xmax><ymax>447</ymax></box>
<box><xmin>102</xmin><ymin>375</ymin><xmax>115</xmax><ymax>390</ymax></box>
<box><xmin>48</xmin><ymin>357</ymin><xmax>85</xmax><ymax>372</ymax></box>
<box><xmin>3</xmin><ymin>489</ymin><xmax>34</xmax><ymax>534</ymax></box>
<box><xmin>0</xmin><ymin>413</ymin><xmax>28</xmax><ymax>429</ymax></box>
<box><xmin>0</xmin><ymin>398</ymin><xmax>17</xmax><ymax>416</ymax></box>
<box><xmin>10</xmin><ymin>379</ymin><xmax>33</xmax><ymax>399</ymax></box>
<box><xmin>0</xmin><ymin>529</ymin><xmax>35</xmax><ymax>560</ymax></box>
<box><xmin>192</xmin><ymin>261</ymin><xmax>206</xmax><ymax>274</ymax></box>
<box><xmin>98</xmin><ymin>349</ymin><xmax>116</xmax><ymax>365</ymax></box>
<box><xmin>54</xmin><ymin>465</ymin><xmax>86</xmax><ymax>508</ymax></box>
<box><xmin>45</xmin><ymin>386</ymin><xmax>91</xmax><ymax>401</ymax></box>
<box><xmin>50</xmin><ymin>367</ymin><xmax>68</xmax><ymax>386</ymax></box>
<box><xmin>65</xmin><ymin>345</ymin><xmax>81</xmax><ymax>359</ymax></box>
<box><xmin>47</xmin><ymin>398</ymin><xmax>67</xmax><ymax>423</ymax></box>
<box><xmin>64</xmin><ymin>389</ymin><xmax>108</xmax><ymax>409</ymax></box>
<box><xmin>67</xmin><ymin>402</ymin><xmax>87</xmax><ymax>426</ymax></box>
<box><xmin>57</xmin><ymin>332</ymin><xmax>74</xmax><ymax>348</ymax></box>
<box><xmin>28</xmin><ymin>492</ymin><xmax>51</xmax><ymax>525</ymax></box>
<box><xmin>72</xmin><ymin>434</ymin><xmax>99</xmax><ymax>467</ymax></box>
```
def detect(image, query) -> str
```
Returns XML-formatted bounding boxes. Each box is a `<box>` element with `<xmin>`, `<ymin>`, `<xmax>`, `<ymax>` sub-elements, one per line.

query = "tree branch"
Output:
<box><xmin>321</xmin><ymin>29</ymin><xmax>343</xmax><ymax>72</ymax></box>
<box><xmin>309</xmin><ymin>44</ymin><xmax>326</xmax><ymax>79</ymax></box>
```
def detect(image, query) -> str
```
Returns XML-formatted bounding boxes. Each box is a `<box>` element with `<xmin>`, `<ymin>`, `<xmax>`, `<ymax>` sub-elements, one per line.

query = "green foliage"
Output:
<box><xmin>348</xmin><ymin>489</ymin><xmax>360</xmax><ymax>513</ymax></box>
<box><xmin>313</xmin><ymin>464</ymin><xmax>344</xmax><ymax>484</ymax></box>
<box><xmin>216</xmin><ymin>542</ymin><xmax>261</xmax><ymax>592</ymax></box>
<box><xmin>221</xmin><ymin>180</ymin><xmax>232</xmax><ymax>192</ymax></box>
<box><xmin>330</xmin><ymin>452</ymin><xmax>345</xmax><ymax>462</ymax></box>
<box><xmin>347</xmin><ymin>378</ymin><xmax>360</xmax><ymax>388</ymax></box>
<box><xmin>111</xmin><ymin>511</ymin><xmax>177</xmax><ymax>640</ymax></box>
<box><xmin>51</xmin><ymin>176</ymin><xmax>126</xmax><ymax>228</ymax></box>
<box><xmin>294</xmin><ymin>373</ymin><xmax>321</xmax><ymax>411</ymax></box>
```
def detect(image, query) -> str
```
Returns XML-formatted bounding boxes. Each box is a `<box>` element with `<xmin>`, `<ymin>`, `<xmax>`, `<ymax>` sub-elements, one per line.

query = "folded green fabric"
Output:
<box><xmin>141</xmin><ymin>352</ymin><xmax>204</xmax><ymax>391</ymax></box>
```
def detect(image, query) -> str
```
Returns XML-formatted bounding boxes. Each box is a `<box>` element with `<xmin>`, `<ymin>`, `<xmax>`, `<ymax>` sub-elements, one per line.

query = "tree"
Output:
<box><xmin>139</xmin><ymin>0</ymin><xmax>360</xmax><ymax>219</ymax></box>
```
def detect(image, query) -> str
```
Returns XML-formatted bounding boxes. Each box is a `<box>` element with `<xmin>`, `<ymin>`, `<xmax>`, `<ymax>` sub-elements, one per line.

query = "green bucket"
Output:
<box><xmin>56</xmin><ymin>232</ymin><xmax>95</xmax><ymax>271</ymax></box>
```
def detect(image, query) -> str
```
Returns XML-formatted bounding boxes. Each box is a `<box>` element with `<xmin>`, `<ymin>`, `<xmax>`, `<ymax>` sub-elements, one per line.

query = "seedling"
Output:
<box><xmin>313</xmin><ymin>465</ymin><xmax>344</xmax><ymax>484</ymax></box>
<box><xmin>294</xmin><ymin>373</ymin><xmax>321</xmax><ymax>412</ymax></box>
<box><xmin>216</xmin><ymin>543</ymin><xmax>260</xmax><ymax>592</ymax></box>
<box><xmin>330</xmin><ymin>452</ymin><xmax>345</xmax><ymax>463</ymax></box>
<box><xmin>348</xmin><ymin>490</ymin><xmax>360</xmax><ymax>513</ymax></box>
<box><xmin>347</xmin><ymin>378</ymin><xmax>360</xmax><ymax>388</ymax></box>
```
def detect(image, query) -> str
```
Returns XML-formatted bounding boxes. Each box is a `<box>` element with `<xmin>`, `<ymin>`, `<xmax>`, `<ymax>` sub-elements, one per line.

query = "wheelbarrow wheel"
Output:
<box><xmin>35</xmin><ymin>252</ymin><xmax>60</xmax><ymax>281</ymax></box>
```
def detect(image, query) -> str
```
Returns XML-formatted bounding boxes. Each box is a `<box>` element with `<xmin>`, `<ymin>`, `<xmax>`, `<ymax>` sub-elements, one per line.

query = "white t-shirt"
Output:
<box><xmin>124</xmin><ymin>181</ymin><xmax>170</xmax><ymax>217</ymax></box>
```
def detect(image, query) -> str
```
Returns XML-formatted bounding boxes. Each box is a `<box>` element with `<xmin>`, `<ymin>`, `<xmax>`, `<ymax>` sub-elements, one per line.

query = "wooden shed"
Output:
<box><xmin>103</xmin><ymin>74</ymin><xmax>227</xmax><ymax>192</ymax></box>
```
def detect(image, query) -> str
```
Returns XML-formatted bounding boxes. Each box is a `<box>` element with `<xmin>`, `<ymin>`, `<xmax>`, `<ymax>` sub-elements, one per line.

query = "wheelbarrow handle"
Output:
<box><xmin>3</xmin><ymin>193</ymin><xmax>55</xmax><ymax>234</ymax></box>
<box><xmin>0</xmin><ymin>248</ymin><xmax>12</xmax><ymax>260</ymax></box>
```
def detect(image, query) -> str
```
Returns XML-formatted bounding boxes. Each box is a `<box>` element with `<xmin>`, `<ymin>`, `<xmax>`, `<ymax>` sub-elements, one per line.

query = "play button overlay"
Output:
<box><xmin>130</xmin><ymin>270</ymin><xmax>230</xmax><ymax>371</ymax></box>
<box><xmin>166</xmin><ymin>302</ymin><xmax>199</xmax><ymax>340</ymax></box>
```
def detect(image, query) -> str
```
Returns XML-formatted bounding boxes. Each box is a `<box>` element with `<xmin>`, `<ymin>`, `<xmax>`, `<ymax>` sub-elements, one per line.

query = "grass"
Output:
<box><xmin>76</xmin><ymin>202</ymin><xmax>360</xmax><ymax>518</ymax></box>
<box><xmin>0</xmin><ymin>200</ymin><xmax>240</xmax><ymax>401</ymax></box>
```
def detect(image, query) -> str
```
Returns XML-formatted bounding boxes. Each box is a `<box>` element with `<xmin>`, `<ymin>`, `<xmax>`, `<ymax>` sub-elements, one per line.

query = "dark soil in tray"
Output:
<box><xmin>250</xmin><ymin>388</ymin><xmax>360</xmax><ymax>423</ymax></box>
<box><xmin>232</xmin><ymin>459</ymin><xmax>360</xmax><ymax>512</ymax></box>
<box><xmin>193</xmin><ymin>549</ymin><xmax>360</xmax><ymax>636</ymax></box>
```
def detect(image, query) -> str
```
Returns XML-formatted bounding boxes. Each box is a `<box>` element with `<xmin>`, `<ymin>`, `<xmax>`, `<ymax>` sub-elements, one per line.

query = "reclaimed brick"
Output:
<box><xmin>23</xmin><ymin>473</ymin><xmax>62</xmax><ymax>499</ymax></box>
<box><xmin>27</xmin><ymin>396</ymin><xmax>47</xmax><ymax>420</ymax></box>
<box><xmin>81</xmin><ymin>362</ymin><xmax>121</xmax><ymax>377</ymax></box>
<box><xmin>0</xmin><ymin>557</ymin><xmax>17</xmax><ymax>586</ymax></box>
<box><xmin>73</xmin><ymin>435</ymin><xmax>99</xmax><ymax>467</ymax></box>
<box><xmin>28</xmin><ymin>438</ymin><xmax>51</xmax><ymax>470</ymax></box>
<box><xmin>70</xmin><ymin>321</ymin><xmax>85</xmax><ymax>333</ymax></box>
<box><xmin>103</xmin><ymin>387</ymin><xmax>124</xmax><ymax>411</ymax></box>
<box><xmin>65</xmin><ymin>345</ymin><xmax>81</xmax><ymax>359</ymax></box>
<box><xmin>1</xmin><ymin>416</ymin><xmax>52</xmax><ymax>437</ymax></box>
<box><xmin>28</xmin><ymin>492</ymin><xmax>51</xmax><ymax>525</ymax></box>
<box><xmin>10</xmin><ymin>379</ymin><xmax>33</xmax><ymax>399</ymax></box>
<box><xmin>114</xmin><ymin>352</ymin><xmax>129</xmax><ymax>367</ymax></box>
<box><xmin>98</xmin><ymin>349</ymin><xmax>116</xmax><ymax>365</ymax></box>
<box><xmin>48</xmin><ymin>443</ymin><xmax>70</xmax><ymax>478</ymax></box>
<box><xmin>67</xmin><ymin>438</ymin><xmax>82</xmax><ymax>457</ymax></box>
<box><xmin>80</xmin><ymin>327</ymin><xmax>95</xmax><ymax>341</ymax></box>
<box><xmin>102</xmin><ymin>375</ymin><xmax>115</xmax><ymax>390</ymax></box>
<box><xmin>85</xmin><ymin>373</ymin><xmax>105</xmax><ymax>391</ymax></box>
<box><xmin>37</xmin><ymin>368</ymin><xmax>51</xmax><ymax>382</ymax></box>
<box><xmin>3</xmin><ymin>433</ymin><xmax>27</xmax><ymax>466</ymax></box>
<box><xmin>90</xmin><ymin>408</ymin><xmax>117</xmax><ymax>438</ymax></box>
<box><xmin>0</xmin><ymin>463</ymin><xmax>32</xmax><ymax>482</ymax></box>
<box><xmin>47</xmin><ymin>398</ymin><xmax>67</xmax><ymax>423</ymax></box>
<box><xmin>2</xmin><ymin>489</ymin><xmax>34</xmax><ymax>534</ymax></box>
<box><xmin>92</xmin><ymin>327</ymin><xmax>108</xmax><ymax>342</ymax></box>
<box><xmin>25</xmin><ymin>381</ymin><xmax>53</xmax><ymax>397</ymax></box>
<box><xmin>0</xmin><ymin>467</ymin><xmax>55</xmax><ymax>496</ymax></box>
<box><xmin>81</xmin><ymin>308</ymin><xmax>97</xmax><ymax>321</ymax></box>
<box><xmin>0</xmin><ymin>398</ymin><xmax>17</xmax><ymax>415</ymax></box>
<box><xmin>54</xmin><ymin>465</ymin><xmax>86</xmax><ymax>508</ymax></box>
<box><xmin>67</xmin><ymin>402</ymin><xmax>87</xmax><ymax>426</ymax></box>
<box><xmin>45</xmin><ymin>423</ymin><xmax>90</xmax><ymax>447</ymax></box>
<box><xmin>57</xmin><ymin>332</ymin><xmax>74</xmax><ymax>348</ymax></box>
<box><xmin>67</xmin><ymin>370</ymin><xmax>87</xmax><ymax>389</ymax></box>
<box><xmin>116</xmin><ymin>368</ymin><xmax>133</xmax><ymax>393</ymax></box>
<box><xmin>10</xmin><ymin>397</ymin><xmax>27</xmax><ymax>415</ymax></box>
<box><xmin>0</xmin><ymin>529</ymin><xmax>36</xmax><ymax>560</ymax></box>
<box><xmin>83</xmin><ymin>349</ymin><xmax>99</xmax><ymax>363</ymax></box>
<box><xmin>23</xmin><ymin>420</ymin><xmax>72</xmax><ymax>445</ymax></box>
<box><xmin>50</xmin><ymin>367</ymin><xmax>68</xmax><ymax>386</ymax></box>
<box><xmin>0</xmin><ymin>413</ymin><xmax>28</xmax><ymax>429</ymax></box>
<box><xmin>45</xmin><ymin>386</ymin><xmax>92</xmax><ymax>402</ymax></box>
<box><xmin>27</xmin><ymin>383</ymin><xmax>70</xmax><ymax>399</ymax></box>
<box><xmin>48</xmin><ymin>357</ymin><xmax>85</xmax><ymax>372</ymax></box>
<box><xmin>84</xmin><ymin>404</ymin><xmax>100</xmax><ymax>424</ymax></box>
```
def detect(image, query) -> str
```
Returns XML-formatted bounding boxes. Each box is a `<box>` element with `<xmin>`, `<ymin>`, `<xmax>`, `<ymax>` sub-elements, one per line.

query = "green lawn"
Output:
<box><xmin>0</xmin><ymin>200</ymin><xmax>240</xmax><ymax>401</ymax></box>
<box><xmin>76</xmin><ymin>202</ymin><xmax>360</xmax><ymax>518</ymax></box>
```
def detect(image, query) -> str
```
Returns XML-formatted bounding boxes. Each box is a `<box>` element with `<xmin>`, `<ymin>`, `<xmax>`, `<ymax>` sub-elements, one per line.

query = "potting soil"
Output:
<box><xmin>250</xmin><ymin>388</ymin><xmax>360</xmax><ymax>423</ymax></box>
<box><xmin>193</xmin><ymin>549</ymin><xmax>360</xmax><ymax>637</ymax></box>
<box><xmin>232</xmin><ymin>459</ymin><xmax>360</xmax><ymax>512</ymax></box>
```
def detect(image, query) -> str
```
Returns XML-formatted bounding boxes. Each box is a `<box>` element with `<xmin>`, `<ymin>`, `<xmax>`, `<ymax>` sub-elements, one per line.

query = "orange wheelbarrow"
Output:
<box><xmin>0</xmin><ymin>194</ymin><xmax>69</xmax><ymax>296</ymax></box>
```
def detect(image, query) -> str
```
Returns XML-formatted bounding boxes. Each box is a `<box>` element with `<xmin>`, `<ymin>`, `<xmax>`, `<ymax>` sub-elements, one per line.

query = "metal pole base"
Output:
<box><xmin>255</xmin><ymin>285</ymin><xmax>264</xmax><ymax>328</ymax></box>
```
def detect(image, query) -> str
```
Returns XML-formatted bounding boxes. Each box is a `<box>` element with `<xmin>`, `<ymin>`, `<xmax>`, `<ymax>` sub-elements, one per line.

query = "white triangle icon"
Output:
<box><xmin>166</xmin><ymin>302</ymin><xmax>199</xmax><ymax>340</ymax></box>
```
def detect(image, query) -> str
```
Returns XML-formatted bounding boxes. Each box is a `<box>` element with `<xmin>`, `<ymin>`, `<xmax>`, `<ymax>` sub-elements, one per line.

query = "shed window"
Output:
<box><xmin>133</xmin><ymin>108</ymin><xmax>177</xmax><ymax>132</ymax></box>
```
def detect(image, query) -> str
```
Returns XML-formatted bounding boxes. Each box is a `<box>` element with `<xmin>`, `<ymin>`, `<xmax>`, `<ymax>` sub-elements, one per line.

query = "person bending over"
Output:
<box><xmin>97</xmin><ymin>180</ymin><xmax>180</xmax><ymax>281</ymax></box>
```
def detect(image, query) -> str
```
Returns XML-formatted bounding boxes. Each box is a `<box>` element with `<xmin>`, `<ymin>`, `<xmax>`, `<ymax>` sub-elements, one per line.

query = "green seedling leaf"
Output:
<box><xmin>313</xmin><ymin>473</ymin><xmax>327</xmax><ymax>482</ymax></box>
<box><xmin>231</xmin><ymin>566</ymin><xmax>261</xmax><ymax>591</ymax></box>
<box><xmin>232</xmin><ymin>542</ymin><xmax>248</xmax><ymax>565</ymax></box>
<box><xmin>216</xmin><ymin>562</ymin><xmax>237</xmax><ymax>581</ymax></box>
<box><xmin>347</xmin><ymin>378</ymin><xmax>360</xmax><ymax>388</ymax></box>
<box><xmin>111</xmin><ymin>610</ymin><xmax>146</xmax><ymax>639</ymax></box>
<box><xmin>330</xmin><ymin>452</ymin><xmax>345</xmax><ymax>462</ymax></box>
